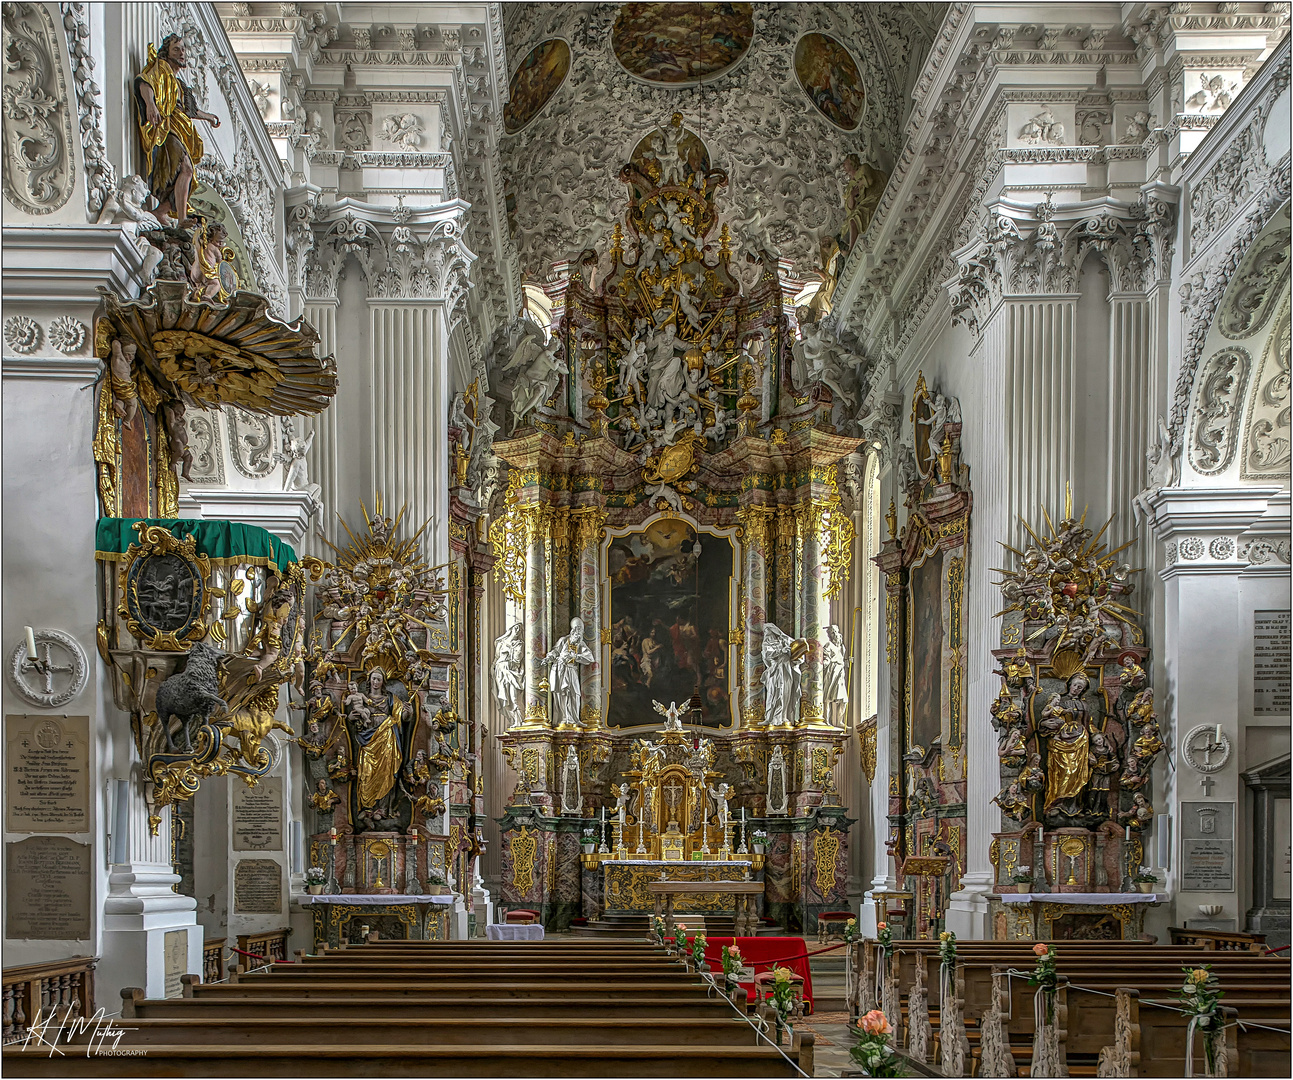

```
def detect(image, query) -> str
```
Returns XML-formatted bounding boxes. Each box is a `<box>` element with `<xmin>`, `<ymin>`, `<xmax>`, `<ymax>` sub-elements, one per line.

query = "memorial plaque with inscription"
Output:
<box><xmin>234</xmin><ymin>858</ymin><xmax>283</xmax><ymax>913</ymax></box>
<box><xmin>233</xmin><ymin>775</ymin><xmax>283</xmax><ymax>851</ymax></box>
<box><xmin>1254</xmin><ymin>610</ymin><xmax>1291</xmax><ymax>715</ymax></box>
<box><xmin>5</xmin><ymin>836</ymin><xmax>92</xmax><ymax>939</ymax></box>
<box><xmin>164</xmin><ymin>929</ymin><xmax>188</xmax><ymax>998</ymax></box>
<box><xmin>5</xmin><ymin>715</ymin><xmax>90</xmax><ymax>832</ymax></box>
<box><xmin>1181</xmin><ymin>801</ymin><xmax>1236</xmax><ymax>891</ymax></box>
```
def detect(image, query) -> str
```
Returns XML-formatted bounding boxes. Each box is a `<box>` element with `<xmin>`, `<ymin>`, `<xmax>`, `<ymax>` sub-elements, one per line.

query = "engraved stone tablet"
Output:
<box><xmin>5</xmin><ymin>836</ymin><xmax>92</xmax><ymax>939</ymax></box>
<box><xmin>5</xmin><ymin>715</ymin><xmax>90</xmax><ymax>832</ymax></box>
<box><xmin>1254</xmin><ymin>610</ymin><xmax>1291</xmax><ymax>715</ymax></box>
<box><xmin>233</xmin><ymin>775</ymin><xmax>283</xmax><ymax>851</ymax></box>
<box><xmin>234</xmin><ymin>858</ymin><xmax>283</xmax><ymax>914</ymax></box>
<box><xmin>163</xmin><ymin>928</ymin><xmax>188</xmax><ymax>998</ymax></box>
<box><xmin>1181</xmin><ymin>801</ymin><xmax>1236</xmax><ymax>891</ymax></box>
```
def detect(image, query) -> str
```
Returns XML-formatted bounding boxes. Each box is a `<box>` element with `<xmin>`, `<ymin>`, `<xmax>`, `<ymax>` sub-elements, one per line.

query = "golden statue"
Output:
<box><xmin>351</xmin><ymin>668</ymin><xmax>407</xmax><ymax>813</ymax></box>
<box><xmin>133</xmin><ymin>35</ymin><xmax>221</xmax><ymax>226</ymax></box>
<box><xmin>1037</xmin><ymin>672</ymin><xmax>1093</xmax><ymax>815</ymax></box>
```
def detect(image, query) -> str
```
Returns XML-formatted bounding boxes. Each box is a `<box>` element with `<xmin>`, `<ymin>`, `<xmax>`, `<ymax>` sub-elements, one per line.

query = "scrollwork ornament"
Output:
<box><xmin>0</xmin><ymin>1</ymin><xmax>76</xmax><ymax>215</ymax></box>
<box><xmin>7</xmin><ymin>628</ymin><xmax>89</xmax><ymax>708</ymax></box>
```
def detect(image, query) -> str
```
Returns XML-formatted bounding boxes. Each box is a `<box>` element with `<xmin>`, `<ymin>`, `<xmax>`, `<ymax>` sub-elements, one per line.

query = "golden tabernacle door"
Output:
<box><xmin>621</xmin><ymin>736</ymin><xmax>725</xmax><ymax>859</ymax></box>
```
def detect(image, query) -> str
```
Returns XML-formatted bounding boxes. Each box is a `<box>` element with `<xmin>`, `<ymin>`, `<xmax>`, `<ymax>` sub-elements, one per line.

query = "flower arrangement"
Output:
<box><xmin>1028</xmin><ymin>942</ymin><xmax>1059</xmax><ymax>1023</ymax></box>
<box><xmin>721</xmin><ymin>944</ymin><xmax>744</xmax><ymax>992</ymax></box>
<box><xmin>849</xmin><ymin>1009</ymin><xmax>902</xmax><ymax>1077</ymax></box>
<box><xmin>938</xmin><ymin>929</ymin><xmax>957</xmax><ymax>969</ymax></box>
<box><xmin>1133</xmin><ymin>866</ymin><xmax>1158</xmax><ymax>883</ymax></box>
<box><xmin>1013</xmin><ymin>864</ymin><xmax>1033</xmax><ymax>884</ymax></box>
<box><xmin>1179</xmin><ymin>965</ymin><xmax>1225</xmax><ymax>1072</ymax></box>
<box><xmin>673</xmin><ymin>922</ymin><xmax>688</xmax><ymax>954</ymax></box>
<box><xmin>843</xmin><ymin>917</ymin><xmax>860</xmax><ymax>944</ymax></box>
<box><xmin>751</xmin><ymin>828</ymin><xmax>768</xmax><ymax>848</ymax></box>
<box><xmin>305</xmin><ymin>866</ymin><xmax>326</xmax><ymax>886</ymax></box>
<box><xmin>770</xmin><ymin>966</ymin><xmax>799</xmax><ymax>1024</ymax></box>
<box><xmin>652</xmin><ymin>915</ymin><xmax>667</xmax><ymax>943</ymax></box>
<box><xmin>691</xmin><ymin>933</ymin><xmax>708</xmax><ymax>970</ymax></box>
<box><xmin>876</xmin><ymin>920</ymin><xmax>893</xmax><ymax>956</ymax></box>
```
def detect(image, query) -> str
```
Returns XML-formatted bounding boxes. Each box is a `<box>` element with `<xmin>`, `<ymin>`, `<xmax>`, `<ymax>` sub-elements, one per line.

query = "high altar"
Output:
<box><xmin>486</xmin><ymin>114</ymin><xmax>865</xmax><ymax>933</ymax></box>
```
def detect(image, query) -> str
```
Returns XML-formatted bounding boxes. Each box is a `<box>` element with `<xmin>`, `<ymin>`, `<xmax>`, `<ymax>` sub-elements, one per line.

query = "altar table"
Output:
<box><xmin>700</xmin><ymin>936</ymin><xmax>815</xmax><ymax>1013</ymax></box>
<box><xmin>600</xmin><ymin>859</ymin><xmax>754</xmax><ymax>915</ymax></box>
<box><xmin>486</xmin><ymin>923</ymin><xmax>545</xmax><ymax>941</ymax></box>
<box><xmin>304</xmin><ymin>894</ymin><xmax>453</xmax><ymax>949</ymax></box>
<box><xmin>990</xmin><ymin>891</ymin><xmax>1160</xmax><ymax>941</ymax></box>
<box><xmin>649</xmin><ymin>880</ymin><xmax>764</xmax><ymax>937</ymax></box>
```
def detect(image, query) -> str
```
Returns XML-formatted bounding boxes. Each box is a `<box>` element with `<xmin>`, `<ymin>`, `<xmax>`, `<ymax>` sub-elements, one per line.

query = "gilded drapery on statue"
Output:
<box><xmin>1037</xmin><ymin>673</ymin><xmax>1092</xmax><ymax>815</ymax></box>
<box><xmin>351</xmin><ymin>669</ymin><xmax>408</xmax><ymax>813</ymax></box>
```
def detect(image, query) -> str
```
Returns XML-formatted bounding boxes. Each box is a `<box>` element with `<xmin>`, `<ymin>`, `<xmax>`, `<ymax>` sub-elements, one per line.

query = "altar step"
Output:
<box><xmin>571</xmin><ymin>913</ymin><xmax>786</xmax><ymax>938</ymax></box>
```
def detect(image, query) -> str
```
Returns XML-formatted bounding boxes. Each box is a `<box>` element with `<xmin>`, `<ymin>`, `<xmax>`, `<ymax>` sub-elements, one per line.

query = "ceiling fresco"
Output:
<box><xmin>500</xmin><ymin>3</ymin><xmax>945</xmax><ymax>287</ymax></box>
<box><xmin>611</xmin><ymin>3</ymin><xmax>755</xmax><ymax>85</ymax></box>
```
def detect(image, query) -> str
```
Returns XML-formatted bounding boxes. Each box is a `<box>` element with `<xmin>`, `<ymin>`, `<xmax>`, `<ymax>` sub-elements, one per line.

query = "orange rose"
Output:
<box><xmin>1032</xmin><ymin>943</ymin><xmax>1049</xmax><ymax>956</ymax></box>
<box><xmin>876</xmin><ymin>921</ymin><xmax>887</xmax><ymax>930</ymax></box>
<box><xmin>859</xmin><ymin>1009</ymin><xmax>892</xmax><ymax>1036</ymax></box>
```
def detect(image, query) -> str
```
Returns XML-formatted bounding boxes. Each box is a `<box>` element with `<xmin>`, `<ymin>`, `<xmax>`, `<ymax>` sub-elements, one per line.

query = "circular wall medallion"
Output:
<box><xmin>1182</xmin><ymin>724</ymin><xmax>1232</xmax><ymax>773</ymax></box>
<box><xmin>7</xmin><ymin>629</ymin><xmax>89</xmax><ymax>708</ymax></box>
<box><xmin>611</xmin><ymin>3</ymin><xmax>754</xmax><ymax>86</ymax></box>
<box><xmin>794</xmin><ymin>33</ymin><xmax>865</xmax><ymax>131</ymax></box>
<box><xmin>503</xmin><ymin>39</ymin><xmax>571</xmax><ymax>134</ymax></box>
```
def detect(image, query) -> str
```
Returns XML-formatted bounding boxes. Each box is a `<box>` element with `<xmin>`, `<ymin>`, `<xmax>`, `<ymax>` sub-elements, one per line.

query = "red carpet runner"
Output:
<box><xmin>700</xmin><ymin>936</ymin><xmax>814</xmax><ymax>1013</ymax></box>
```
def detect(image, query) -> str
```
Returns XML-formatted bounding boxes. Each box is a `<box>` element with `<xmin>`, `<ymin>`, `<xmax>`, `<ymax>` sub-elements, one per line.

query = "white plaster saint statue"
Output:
<box><xmin>706</xmin><ymin>781</ymin><xmax>731</xmax><ymax>834</ymax></box>
<box><xmin>492</xmin><ymin>623</ymin><xmax>525</xmax><ymax>728</ymax></box>
<box><xmin>1132</xmin><ymin>415</ymin><xmax>1175</xmax><ymax>524</ymax></box>
<box><xmin>794</xmin><ymin>308</ymin><xmax>855</xmax><ymax>411</ymax></box>
<box><xmin>645</xmin><ymin>321</ymin><xmax>691</xmax><ymax>427</ymax></box>
<box><xmin>767</xmin><ymin>746</ymin><xmax>789</xmax><ymax>816</ymax></box>
<box><xmin>544</xmin><ymin>617</ymin><xmax>596</xmax><ymax>727</ymax></box>
<box><xmin>277</xmin><ymin>423</ymin><xmax>322</xmax><ymax>517</ymax></box>
<box><xmin>822</xmin><ymin>624</ymin><xmax>849</xmax><ymax>727</ymax></box>
<box><xmin>613</xmin><ymin>782</ymin><xmax>631</xmax><ymax>827</ymax></box>
<box><xmin>503</xmin><ymin>328</ymin><xmax>567</xmax><ymax>431</ymax></box>
<box><xmin>618</xmin><ymin>325</ymin><xmax>650</xmax><ymax>397</ymax></box>
<box><xmin>560</xmin><ymin>746</ymin><xmax>581</xmax><ymax>815</ymax></box>
<box><xmin>653</xmin><ymin>699</ymin><xmax>685</xmax><ymax>732</ymax></box>
<box><xmin>926</xmin><ymin>391</ymin><xmax>962</xmax><ymax>454</ymax></box>
<box><xmin>761</xmin><ymin>623</ymin><xmax>804</xmax><ymax>728</ymax></box>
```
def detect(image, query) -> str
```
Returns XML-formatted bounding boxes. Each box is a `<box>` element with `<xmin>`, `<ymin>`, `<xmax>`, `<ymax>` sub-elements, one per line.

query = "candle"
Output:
<box><xmin>1215</xmin><ymin>724</ymin><xmax>1222</xmax><ymax>743</ymax></box>
<box><xmin>329</xmin><ymin>827</ymin><xmax>337</xmax><ymax>845</ymax></box>
<box><xmin>23</xmin><ymin>626</ymin><xmax>36</xmax><ymax>661</ymax></box>
<box><xmin>1124</xmin><ymin>826</ymin><xmax>1131</xmax><ymax>841</ymax></box>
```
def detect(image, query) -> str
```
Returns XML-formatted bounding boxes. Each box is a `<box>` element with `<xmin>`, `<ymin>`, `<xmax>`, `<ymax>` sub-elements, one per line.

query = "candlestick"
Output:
<box><xmin>23</xmin><ymin>626</ymin><xmax>37</xmax><ymax>661</ymax></box>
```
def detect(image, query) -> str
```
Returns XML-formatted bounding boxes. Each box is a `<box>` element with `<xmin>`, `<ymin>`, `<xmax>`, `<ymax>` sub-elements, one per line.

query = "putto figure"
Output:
<box><xmin>133</xmin><ymin>34</ymin><xmax>221</xmax><ymax>227</ymax></box>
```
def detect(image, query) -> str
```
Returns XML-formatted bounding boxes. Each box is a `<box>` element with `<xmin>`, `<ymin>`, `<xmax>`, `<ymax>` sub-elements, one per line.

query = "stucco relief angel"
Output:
<box><xmin>503</xmin><ymin>327</ymin><xmax>567</xmax><ymax>432</ymax></box>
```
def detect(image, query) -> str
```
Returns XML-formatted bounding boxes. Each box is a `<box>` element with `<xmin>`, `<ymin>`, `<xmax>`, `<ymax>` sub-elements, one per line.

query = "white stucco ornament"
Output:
<box><xmin>1181</xmin><ymin>724</ymin><xmax>1232</xmax><ymax>774</ymax></box>
<box><xmin>8</xmin><ymin>629</ymin><xmax>89</xmax><ymax>708</ymax></box>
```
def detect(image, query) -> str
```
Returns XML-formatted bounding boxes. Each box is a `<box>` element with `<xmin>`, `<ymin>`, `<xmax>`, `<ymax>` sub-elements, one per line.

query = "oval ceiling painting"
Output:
<box><xmin>503</xmin><ymin>39</ymin><xmax>571</xmax><ymax>134</ymax></box>
<box><xmin>794</xmin><ymin>33</ymin><xmax>865</xmax><ymax>131</ymax></box>
<box><xmin>612</xmin><ymin>3</ymin><xmax>754</xmax><ymax>86</ymax></box>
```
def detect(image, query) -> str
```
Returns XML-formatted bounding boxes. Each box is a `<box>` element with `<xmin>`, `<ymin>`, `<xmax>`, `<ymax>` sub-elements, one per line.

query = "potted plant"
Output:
<box><xmin>305</xmin><ymin>867</ymin><xmax>326</xmax><ymax>895</ymax></box>
<box><xmin>581</xmin><ymin>826</ymin><xmax>597</xmax><ymax>854</ymax></box>
<box><xmin>1133</xmin><ymin>867</ymin><xmax>1158</xmax><ymax>894</ymax></box>
<box><xmin>425</xmin><ymin>868</ymin><xmax>448</xmax><ymax>896</ymax></box>
<box><xmin>1011</xmin><ymin>866</ymin><xmax>1034</xmax><ymax>893</ymax></box>
<box><xmin>751</xmin><ymin>828</ymin><xmax>768</xmax><ymax>854</ymax></box>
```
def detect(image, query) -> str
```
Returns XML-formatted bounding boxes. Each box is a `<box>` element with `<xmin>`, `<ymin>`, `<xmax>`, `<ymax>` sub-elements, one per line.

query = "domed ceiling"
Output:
<box><xmin>500</xmin><ymin>2</ymin><xmax>945</xmax><ymax>286</ymax></box>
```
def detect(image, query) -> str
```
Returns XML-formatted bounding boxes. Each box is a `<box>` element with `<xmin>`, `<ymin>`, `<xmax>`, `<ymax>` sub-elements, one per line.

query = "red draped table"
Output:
<box><xmin>700</xmin><ymin>936</ymin><xmax>815</xmax><ymax>1013</ymax></box>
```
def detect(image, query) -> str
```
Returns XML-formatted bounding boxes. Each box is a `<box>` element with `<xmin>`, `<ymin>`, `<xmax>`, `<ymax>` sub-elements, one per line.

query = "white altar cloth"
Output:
<box><xmin>303</xmin><ymin>893</ymin><xmax>454</xmax><ymax>904</ymax></box>
<box><xmin>487</xmin><ymin>923</ymin><xmax>545</xmax><ymax>941</ymax></box>
<box><xmin>1001</xmin><ymin>892</ymin><xmax>1158</xmax><ymax>904</ymax></box>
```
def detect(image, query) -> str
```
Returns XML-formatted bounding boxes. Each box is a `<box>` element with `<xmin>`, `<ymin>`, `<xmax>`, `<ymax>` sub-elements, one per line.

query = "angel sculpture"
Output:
<box><xmin>617</xmin><ymin>330</ymin><xmax>649</xmax><ymax>397</ymax></box>
<box><xmin>653</xmin><ymin>699</ymin><xmax>685</xmax><ymax>732</ymax></box>
<box><xmin>794</xmin><ymin>308</ymin><xmax>856</xmax><ymax>412</ymax></box>
<box><xmin>662</xmin><ymin>199</ymin><xmax>699</xmax><ymax>249</ymax></box>
<box><xmin>503</xmin><ymin>326</ymin><xmax>567</xmax><ymax>432</ymax></box>
<box><xmin>675</xmin><ymin>276</ymin><xmax>704</xmax><ymax>330</ymax></box>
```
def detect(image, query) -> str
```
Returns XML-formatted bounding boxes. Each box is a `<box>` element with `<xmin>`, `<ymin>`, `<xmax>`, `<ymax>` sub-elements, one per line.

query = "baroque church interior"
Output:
<box><xmin>1</xmin><ymin>1</ymin><xmax>1291</xmax><ymax>1076</ymax></box>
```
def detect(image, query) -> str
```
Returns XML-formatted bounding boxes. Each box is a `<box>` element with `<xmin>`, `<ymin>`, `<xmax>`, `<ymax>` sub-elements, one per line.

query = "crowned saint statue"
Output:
<box><xmin>544</xmin><ymin>617</ymin><xmax>595</xmax><ymax>727</ymax></box>
<box><xmin>133</xmin><ymin>34</ymin><xmax>221</xmax><ymax>227</ymax></box>
<box><xmin>351</xmin><ymin>668</ymin><xmax>407</xmax><ymax>821</ymax></box>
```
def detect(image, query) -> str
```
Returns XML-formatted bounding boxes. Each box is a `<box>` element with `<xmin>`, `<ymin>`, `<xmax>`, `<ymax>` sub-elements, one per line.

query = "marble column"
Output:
<box><xmin>522</xmin><ymin>506</ymin><xmax>551</xmax><ymax>725</ymax></box>
<box><xmin>573</xmin><ymin>507</ymin><xmax>606</xmax><ymax>726</ymax></box>
<box><xmin>775</xmin><ymin>508</ymin><xmax>797</xmax><ymax>632</ymax></box>
<box><xmin>737</xmin><ymin>507</ymin><xmax>774</xmax><ymax>726</ymax></box>
<box><xmin>797</xmin><ymin>502</ymin><xmax>830</xmax><ymax>725</ymax></box>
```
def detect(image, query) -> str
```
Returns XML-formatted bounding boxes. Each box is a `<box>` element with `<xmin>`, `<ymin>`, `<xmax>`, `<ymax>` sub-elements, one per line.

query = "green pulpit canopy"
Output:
<box><xmin>95</xmin><ymin>518</ymin><xmax>298</xmax><ymax>572</ymax></box>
